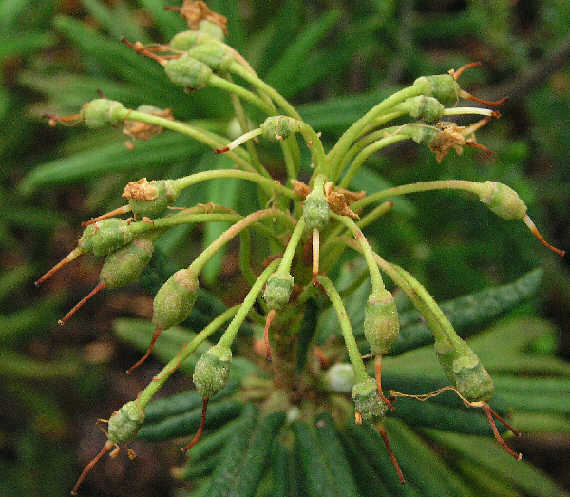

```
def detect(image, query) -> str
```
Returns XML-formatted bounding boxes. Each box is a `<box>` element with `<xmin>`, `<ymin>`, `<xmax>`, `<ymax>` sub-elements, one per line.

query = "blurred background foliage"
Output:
<box><xmin>0</xmin><ymin>0</ymin><xmax>568</xmax><ymax>496</ymax></box>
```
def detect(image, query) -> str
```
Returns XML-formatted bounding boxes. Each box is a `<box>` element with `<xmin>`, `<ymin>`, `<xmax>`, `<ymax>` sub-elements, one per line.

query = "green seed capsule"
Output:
<box><xmin>78</xmin><ymin>218</ymin><xmax>134</xmax><ymax>257</ymax></box>
<box><xmin>170</xmin><ymin>30</ymin><xmax>210</xmax><ymax>50</ymax></box>
<box><xmin>435</xmin><ymin>342</ymin><xmax>495</xmax><ymax>403</ymax></box>
<box><xmin>413</xmin><ymin>74</ymin><xmax>459</xmax><ymax>107</ymax></box>
<box><xmin>303</xmin><ymin>186</ymin><xmax>329</xmax><ymax>231</ymax></box>
<box><xmin>152</xmin><ymin>267</ymin><xmax>199</xmax><ymax>330</ymax></box>
<box><xmin>80</xmin><ymin>98</ymin><xmax>126</xmax><ymax>128</ymax></box>
<box><xmin>164</xmin><ymin>54</ymin><xmax>213</xmax><ymax>89</ymax></box>
<box><xmin>403</xmin><ymin>95</ymin><xmax>445</xmax><ymax>123</ymax></box>
<box><xmin>352</xmin><ymin>377</ymin><xmax>388</xmax><ymax>423</ymax></box>
<box><xmin>99</xmin><ymin>238</ymin><xmax>154</xmax><ymax>289</ymax></box>
<box><xmin>122</xmin><ymin>178</ymin><xmax>179</xmax><ymax>218</ymax></box>
<box><xmin>479</xmin><ymin>181</ymin><xmax>527</xmax><ymax>220</ymax></box>
<box><xmin>193</xmin><ymin>344</ymin><xmax>232</xmax><ymax>398</ymax></box>
<box><xmin>198</xmin><ymin>20</ymin><xmax>225</xmax><ymax>41</ymax></box>
<box><xmin>260</xmin><ymin>116</ymin><xmax>299</xmax><ymax>142</ymax></box>
<box><xmin>452</xmin><ymin>353</ymin><xmax>495</xmax><ymax>402</ymax></box>
<box><xmin>107</xmin><ymin>400</ymin><xmax>144</xmax><ymax>445</ymax></box>
<box><xmin>363</xmin><ymin>289</ymin><xmax>400</xmax><ymax>355</ymax></box>
<box><xmin>263</xmin><ymin>274</ymin><xmax>294</xmax><ymax>310</ymax></box>
<box><xmin>187</xmin><ymin>44</ymin><xmax>234</xmax><ymax>72</ymax></box>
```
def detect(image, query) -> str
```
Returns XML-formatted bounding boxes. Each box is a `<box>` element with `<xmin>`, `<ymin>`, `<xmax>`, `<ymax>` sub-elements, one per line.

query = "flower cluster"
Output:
<box><xmin>37</xmin><ymin>2</ymin><xmax>564</xmax><ymax>494</ymax></box>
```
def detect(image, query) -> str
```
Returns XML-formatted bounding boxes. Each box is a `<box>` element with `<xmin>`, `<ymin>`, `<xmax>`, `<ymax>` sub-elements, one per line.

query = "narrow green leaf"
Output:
<box><xmin>201</xmin><ymin>155</ymin><xmax>241</xmax><ymax>285</ymax></box>
<box><xmin>81</xmin><ymin>0</ymin><xmax>147</xmax><ymax>42</ymax></box>
<box><xmin>138</xmin><ymin>400</ymin><xmax>242</xmax><ymax>441</ymax></box>
<box><xmin>19</xmin><ymin>132</ymin><xmax>202</xmax><ymax>194</ymax></box>
<box><xmin>205</xmin><ymin>403</ymin><xmax>259</xmax><ymax>497</ymax></box>
<box><xmin>299</xmin><ymin>88</ymin><xmax>396</xmax><ymax>131</ymax></box>
<box><xmin>137</xmin><ymin>0</ymin><xmax>186</xmax><ymax>40</ymax></box>
<box><xmin>265</xmin><ymin>10</ymin><xmax>342</xmax><ymax>97</ymax></box>
<box><xmin>53</xmin><ymin>16</ymin><xmax>168</xmax><ymax>96</ymax></box>
<box><xmin>0</xmin><ymin>351</ymin><xmax>79</xmax><ymax>379</ymax></box>
<box><xmin>0</xmin><ymin>294</ymin><xmax>65</xmax><ymax>345</ymax></box>
<box><xmin>232</xmin><ymin>412</ymin><xmax>286</xmax><ymax>497</ymax></box>
<box><xmin>292</xmin><ymin>421</ymin><xmax>341</xmax><ymax>497</ymax></box>
<box><xmin>144</xmin><ymin>382</ymin><xmax>238</xmax><ymax>423</ymax></box>
<box><xmin>338</xmin><ymin>429</ymin><xmax>390</xmax><ymax>497</ymax></box>
<box><xmin>385</xmin><ymin>418</ymin><xmax>474</xmax><ymax>496</ymax></box>
<box><xmin>427</xmin><ymin>430</ymin><xmax>568</xmax><ymax>497</ymax></box>
<box><xmin>313</xmin><ymin>413</ymin><xmax>360</xmax><ymax>496</ymax></box>
<box><xmin>0</xmin><ymin>32</ymin><xmax>56</xmax><ymax>59</ymax></box>
<box><xmin>255</xmin><ymin>0</ymin><xmax>302</xmax><ymax>76</ymax></box>
<box><xmin>0</xmin><ymin>265</ymin><xmax>35</xmax><ymax>301</ymax></box>
<box><xmin>391</xmin><ymin>269</ymin><xmax>543</xmax><ymax>354</ymax></box>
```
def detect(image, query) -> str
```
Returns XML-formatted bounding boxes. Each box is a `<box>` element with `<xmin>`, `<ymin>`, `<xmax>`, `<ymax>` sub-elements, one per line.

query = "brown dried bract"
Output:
<box><xmin>428</xmin><ymin>123</ymin><xmax>466</xmax><ymax>163</ymax></box>
<box><xmin>335</xmin><ymin>186</ymin><xmax>366</xmax><ymax>203</ymax></box>
<box><xmin>122</xmin><ymin>178</ymin><xmax>159</xmax><ymax>201</ymax></box>
<box><xmin>180</xmin><ymin>1</ymin><xmax>228</xmax><ymax>34</ymax></box>
<box><xmin>123</xmin><ymin>108</ymin><xmax>173</xmax><ymax>148</ymax></box>
<box><xmin>292</xmin><ymin>180</ymin><xmax>312</xmax><ymax>199</ymax></box>
<box><xmin>429</xmin><ymin>118</ymin><xmax>492</xmax><ymax>163</ymax></box>
<box><xmin>325</xmin><ymin>182</ymin><xmax>359</xmax><ymax>219</ymax></box>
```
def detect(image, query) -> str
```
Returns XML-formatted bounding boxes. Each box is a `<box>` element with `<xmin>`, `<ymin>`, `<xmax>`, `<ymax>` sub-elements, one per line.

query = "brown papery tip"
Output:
<box><xmin>215</xmin><ymin>146</ymin><xmax>230</xmax><ymax>154</ymax></box>
<box><xmin>523</xmin><ymin>216</ymin><xmax>565</xmax><ymax>257</ymax></box>
<box><xmin>126</xmin><ymin>327</ymin><xmax>163</xmax><ymax>374</ymax></box>
<box><xmin>182</xmin><ymin>397</ymin><xmax>209</xmax><ymax>452</ymax></box>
